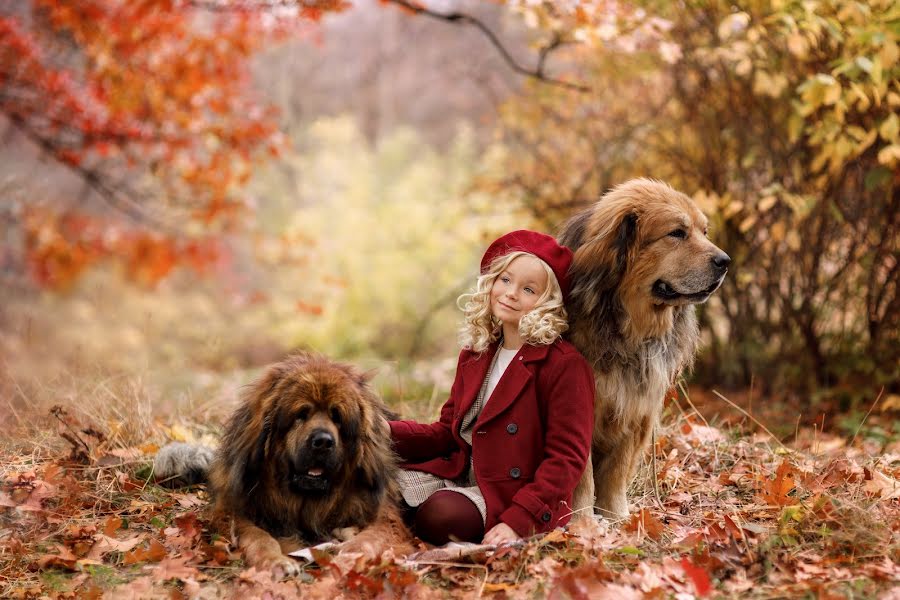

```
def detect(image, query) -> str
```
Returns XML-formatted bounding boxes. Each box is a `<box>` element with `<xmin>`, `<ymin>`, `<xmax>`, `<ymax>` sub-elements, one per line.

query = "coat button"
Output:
<box><xmin>506</xmin><ymin>423</ymin><xmax>518</xmax><ymax>434</ymax></box>
<box><xmin>509</xmin><ymin>467</ymin><xmax>521</xmax><ymax>479</ymax></box>
<box><xmin>542</xmin><ymin>512</ymin><xmax>551</xmax><ymax>522</ymax></box>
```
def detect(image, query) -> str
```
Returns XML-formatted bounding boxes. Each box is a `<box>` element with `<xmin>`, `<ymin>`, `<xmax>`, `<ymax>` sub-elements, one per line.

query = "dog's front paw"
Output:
<box><xmin>332</xmin><ymin>526</ymin><xmax>360</xmax><ymax>542</ymax></box>
<box><xmin>265</xmin><ymin>555</ymin><xmax>302</xmax><ymax>580</ymax></box>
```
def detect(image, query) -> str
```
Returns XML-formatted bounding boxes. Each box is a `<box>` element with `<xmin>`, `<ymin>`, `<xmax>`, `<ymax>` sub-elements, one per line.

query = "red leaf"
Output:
<box><xmin>680</xmin><ymin>556</ymin><xmax>713</xmax><ymax>597</ymax></box>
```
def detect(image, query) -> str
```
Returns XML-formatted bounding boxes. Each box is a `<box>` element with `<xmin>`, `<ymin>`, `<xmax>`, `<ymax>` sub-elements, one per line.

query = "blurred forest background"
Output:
<box><xmin>1</xmin><ymin>0</ymin><xmax>897</xmax><ymax>440</ymax></box>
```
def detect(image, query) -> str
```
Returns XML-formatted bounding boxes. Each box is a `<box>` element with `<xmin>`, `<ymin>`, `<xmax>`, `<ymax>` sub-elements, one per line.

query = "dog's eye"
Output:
<box><xmin>297</xmin><ymin>406</ymin><xmax>311</xmax><ymax>421</ymax></box>
<box><xmin>668</xmin><ymin>229</ymin><xmax>687</xmax><ymax>240</ymax></box>
<box><xmin>330</xmin><ymin>408</ymin><xmax>342</xmax><ymax>426</ymax></box>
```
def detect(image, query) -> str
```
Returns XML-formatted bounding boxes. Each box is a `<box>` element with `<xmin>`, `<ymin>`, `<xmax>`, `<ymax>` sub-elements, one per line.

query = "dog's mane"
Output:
<box><xmin>560</xmin><ymin>198</ymin><xmax>700</xmax><ymax>421</ymax></box>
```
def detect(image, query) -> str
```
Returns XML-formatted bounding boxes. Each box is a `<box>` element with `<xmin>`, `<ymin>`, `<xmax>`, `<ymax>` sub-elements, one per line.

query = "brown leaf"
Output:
<box><xmin>148</xmin><ymin>555</ymin><xmax>201</xmax><ymax>583</ymax></box>
<box><xmin>624</xmin><ymin>508</ymin><xmax>666</xmax><ymax>540</ymax></box>
<box><xmin>758</xmin><ymin>460</ymin><xmax>798</xmax><ymax>507</ymax></box>
<box><xmin>123</xmin><ymin>538</ymin><xmax>167</xmax><ymax>565</ymax></box>
<box><xmin>37</xmin><ymin>544</ymin><xmax>79</xmax><ymax>571</ymax></box>
<box><xmin>86</xmin><ymin>534</ymin><xmax>146</xmax><ymax>561</ymax></box>
<box><xmin>103</xmin><ymin>517</ymin><xmax>123</xmax><ymax>537</ymax></box>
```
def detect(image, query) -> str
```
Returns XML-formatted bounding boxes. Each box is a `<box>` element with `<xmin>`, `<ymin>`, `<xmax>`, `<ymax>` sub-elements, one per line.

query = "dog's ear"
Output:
<box><xmin>558</xmin><ymin>208</ymin><xmax>592</xmax><ymax>251</ymax></box>
<box><xmin>217</xmin><ymin>366</ymin><xmax>282</xmax><ymax>499</ymax></box>
<box><xmin>567</xmin><ymin>209</ymin><xmax>639</xmax><ymax>316</ymax></box>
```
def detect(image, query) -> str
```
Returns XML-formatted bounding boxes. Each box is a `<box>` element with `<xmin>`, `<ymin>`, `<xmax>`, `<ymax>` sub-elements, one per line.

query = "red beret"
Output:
<box><xmin>480</xmin><ymin>230</ymin><xmax>573</xmax><ymax>301</ymax></box>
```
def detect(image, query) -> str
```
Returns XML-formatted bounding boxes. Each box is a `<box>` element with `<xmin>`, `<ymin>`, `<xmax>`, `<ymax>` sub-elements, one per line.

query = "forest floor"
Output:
<box><xmin>2</xmin><ymin>382</ymin><xmax>899</xmax><ymax>599</ymax></box>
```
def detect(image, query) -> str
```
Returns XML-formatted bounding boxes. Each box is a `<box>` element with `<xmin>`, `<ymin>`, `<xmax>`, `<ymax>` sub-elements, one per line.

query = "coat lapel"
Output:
<box><xmin>475</xmin><ymin>344</ymin><xmax>549</xmax><ymax>427</ymax></box>
<box><xmin>454</xmin><ymin>344</ymin><xmax>496</xmax><ymax>425</ymax></box>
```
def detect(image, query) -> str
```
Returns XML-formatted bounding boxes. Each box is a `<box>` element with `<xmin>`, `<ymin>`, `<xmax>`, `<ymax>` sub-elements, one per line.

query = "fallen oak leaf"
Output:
<box><xmin>624</xmin><ymin>508</ymin><xmax>666</xmax><ymax>540</ymax></box>
<box><xmin>122</xmin><ymin>538</ymin><xmax>167</xmax><ymax>565</ymax></box>
<box><xmin>758</xmin><ymin>460</ymin><xmax>798</xmax><ymax>507</ymax></box>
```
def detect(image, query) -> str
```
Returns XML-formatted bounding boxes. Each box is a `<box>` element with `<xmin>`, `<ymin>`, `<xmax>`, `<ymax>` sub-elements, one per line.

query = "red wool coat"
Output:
<box><xmin>389</xmin><ymin>339</ymin><xmax>595</xmax><ymax>537</ymax></box>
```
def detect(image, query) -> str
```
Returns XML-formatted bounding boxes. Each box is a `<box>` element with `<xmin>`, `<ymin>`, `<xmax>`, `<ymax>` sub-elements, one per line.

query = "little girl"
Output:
<box><xmin>390</xmin><ymin>230</ymin><xmax>595</xmax><ymax>546</ymax></box>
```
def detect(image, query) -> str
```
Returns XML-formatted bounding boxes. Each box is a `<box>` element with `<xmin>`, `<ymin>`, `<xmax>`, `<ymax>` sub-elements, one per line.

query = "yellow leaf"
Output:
<box><xmin>739</xmin><ymin>215</ymin><xmax>757</xmax><ymax>233</ymax></box>
<box><xmin>823</xmin><ymin>81</ymin><xmax>842</xmax><ymax>105</ymax></box>
<box><xmin>880</xmin><ymin>39</ymin><xmax>899</xmax><ymax>69</ymax></box>
<box><xmin>165</xmin><ymin>424</ymin><xmax>195</xmax><ymax>443</ymax></box>
<box><xmin>877</xmin><ymin>144</ymin><xmax>900</xmax><ymax>166</ymax></box>
<box><xmin>879</xmin><ymin>113</ymin><xmax>899</xmax><ymax>142</ymax></box>
<box><xmin>856</xmin><ymin>128</ymin><xmax>879</xmax><ymax>154</ymax></box>
<box><xmin>880</xmin><ymin>394</ymin><xmax>900</xmax><ymax>413</ymax></box>
<box><xmin>770</xmin><ymin>221</ymin><xmax>786</xmax><ymax>242</ymax></box>
<box><xmin>723</xmin><ymin>200</ymin><xmax>744</xmax><ymax>218</ymax></box>
<box><xmin>850</xmin><ymin>82</ymin><xmax>871</xmax><ymax>111</ymax></box>
<box><xmin>758</xmin><ymin>195</ymin><xmax>778</xmax><ymax>212</ymax></box>
<box><xmin>787</xmin><ymin>33</ymin><xmax>808</xmax><ymax>59</ymax></box>
<box><xmin>786</xmin><ymin>230</ymin><xmax>801</xmax><ymax>251</ymax></box>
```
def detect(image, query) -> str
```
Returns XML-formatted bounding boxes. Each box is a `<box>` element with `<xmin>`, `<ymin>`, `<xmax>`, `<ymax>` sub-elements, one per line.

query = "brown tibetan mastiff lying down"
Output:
<box><xmin>559</xmin><ymin>179</ymin><xmax>730</xmax><ymax>519</ymax></box>
<box><xmin>153</xmin><ymin>353</ymin><xmax>411</xmax><ymax>577</ymax></box>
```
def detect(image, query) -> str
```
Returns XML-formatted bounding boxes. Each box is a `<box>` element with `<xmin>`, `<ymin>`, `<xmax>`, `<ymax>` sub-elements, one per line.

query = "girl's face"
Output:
<box><xmin>490</xmin><ymin>255</ymin><xmax>548</xmax><ymax>326</ymax></box>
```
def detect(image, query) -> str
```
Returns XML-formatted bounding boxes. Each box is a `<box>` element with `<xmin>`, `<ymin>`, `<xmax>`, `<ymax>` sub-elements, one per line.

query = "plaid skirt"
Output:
<box><xmin>397</xmin><ymin>464</ymin><xmax>487</xmax><ymax>523</ymax></box>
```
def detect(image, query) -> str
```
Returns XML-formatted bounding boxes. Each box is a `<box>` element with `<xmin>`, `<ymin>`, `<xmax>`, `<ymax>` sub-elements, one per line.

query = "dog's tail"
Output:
<box><xmin>152</xmin><ymin>442</ymin><xmax>216</xmax><ymax>487</ymax></box>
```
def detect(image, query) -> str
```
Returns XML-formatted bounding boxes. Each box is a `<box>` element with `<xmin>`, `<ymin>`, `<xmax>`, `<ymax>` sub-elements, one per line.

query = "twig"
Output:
<box><xmin>650</xmin><ymin>427</ymin><xmax>664</xmax><ymax>510</ymax></box>
<box><xmin>849</xmin><ymin>387</ymin><xmax>885</xmax><ymax>448</ymax></box>
<box><xmin>711</xmin><ymin>389</ymin><xmax>788</xmax><ymax>451</ymax></box>
<box><xmin>677</xmin><ymin>380</ymin><xmax>710</xmax><ymax>427</ymax></box>
<box><xmin>383</xmin><ymin>0</ymin><xmax>590</xmax><ymax>93</ymax></box>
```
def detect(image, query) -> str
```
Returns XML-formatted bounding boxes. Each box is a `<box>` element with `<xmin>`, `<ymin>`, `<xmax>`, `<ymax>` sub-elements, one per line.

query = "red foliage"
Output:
<box><xmin>1</xmin><ymin>0</ymin><xmax>347</xmax><ymax>288</ymax></box>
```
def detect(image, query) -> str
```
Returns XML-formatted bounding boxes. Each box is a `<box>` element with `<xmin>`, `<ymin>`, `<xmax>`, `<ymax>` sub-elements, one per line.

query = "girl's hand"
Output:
<box><xmin>482</xmin><ymin>523</ymin><xmax>521</xmax><ymax>546</ymax></box>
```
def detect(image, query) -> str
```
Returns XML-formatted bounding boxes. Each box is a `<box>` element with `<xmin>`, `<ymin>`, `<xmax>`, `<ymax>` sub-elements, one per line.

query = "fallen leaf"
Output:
<box><xmin>123</xmin><ymin>538</ymin><xmax>167</xmax><ymax>565</ymax></box>
<box><xmin>681</xmin><ymin>556</ymin><xmax>713</xmax><ymax>597</ymax></box>
<box><xmin>863</xmin><ymin>468</ymin><xmax>900</xmax><ymax>499</ymax></box>
<box><xmin>148</xmin><ymin>555</ymin><xmax>202</xmax><ymax>583</ymax></box>
<box><xmin>86</xmin><ymin>534</ymin><xmax>146</xmax><ymax>561</ymax></box>
<box><xmin>758</xmin><ymin>460</ymin><xmax>798</xmax><ymax>507</ymax></box>
<box><xmin>624</xmin><ymin>508</ymin><xmax>666</xmax><ymax>540</ymax></box>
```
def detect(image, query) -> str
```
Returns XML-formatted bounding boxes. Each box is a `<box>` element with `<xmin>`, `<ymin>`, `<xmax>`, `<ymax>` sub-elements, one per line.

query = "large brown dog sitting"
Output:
<box><xmin>154</xmin><ymin>353</ymin><xmax>410</xmax><ymax>577</ymax></box>
<box><xmin>559</xmin><ymin>179</ymin><xmax>730</xmax><ymax>518</ymax></box>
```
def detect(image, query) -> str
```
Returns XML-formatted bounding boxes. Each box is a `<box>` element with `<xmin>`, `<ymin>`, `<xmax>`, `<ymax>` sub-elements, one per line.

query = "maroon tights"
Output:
<box><xmin>412</xmin><ymin>490</ymin><xmax>484</xmax><ymax>545</ymax></box>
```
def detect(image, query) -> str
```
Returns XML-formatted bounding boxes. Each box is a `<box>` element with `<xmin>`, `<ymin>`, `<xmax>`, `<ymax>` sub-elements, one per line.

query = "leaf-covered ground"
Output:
<box><xmin>2</xmin><ymin>393</ymin><xmax>899</xmax><ymax>599</ymax></box>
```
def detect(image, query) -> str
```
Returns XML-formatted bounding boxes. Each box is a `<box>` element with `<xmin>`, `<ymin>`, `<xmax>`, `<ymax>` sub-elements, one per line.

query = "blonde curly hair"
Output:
<box><xmin>458</xmin><ymin>251</ymin><xmax>568</xmax><ymax>353</ymax></box>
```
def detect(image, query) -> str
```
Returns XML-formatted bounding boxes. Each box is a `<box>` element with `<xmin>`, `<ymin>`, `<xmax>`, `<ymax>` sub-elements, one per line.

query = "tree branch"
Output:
<box><xmin>384</xmin><ymin>0</ymin><xmax>589</xmax><ymax>93</ymax></box>
<box><xmin>6</xmin><ymin>116</ymin><xmax>175</xmax><ymax>231</ymax></box>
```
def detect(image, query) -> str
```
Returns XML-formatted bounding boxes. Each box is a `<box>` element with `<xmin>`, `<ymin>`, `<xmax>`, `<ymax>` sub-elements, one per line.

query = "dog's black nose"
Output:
<box><xmin>712</xmin><ymin>252</ymin><xmax>731</xmax><ymax>270</ymax></box>
<box><xmin>309</xmin><ymin>430</ymin><xmax>335</xmax><ymax>451</ymax></box>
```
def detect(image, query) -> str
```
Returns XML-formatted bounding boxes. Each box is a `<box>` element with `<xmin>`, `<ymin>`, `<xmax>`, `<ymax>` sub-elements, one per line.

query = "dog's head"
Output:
<box><xmin>561</xmin><ymin>178</ymin><xmax>729</xmax><ymax>340</ymax></box>
<box><xmin>218</xmin><ymin>353</ymin><xmax>392</xmax><ymax>502</ymax></box>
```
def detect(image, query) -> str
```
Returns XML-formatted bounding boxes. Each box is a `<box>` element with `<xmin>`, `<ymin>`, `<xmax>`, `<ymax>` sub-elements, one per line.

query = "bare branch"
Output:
<box><xmin>384</xmin><ymin>0</ymin><xmax>590</xmax><ymax>93</ymax></box>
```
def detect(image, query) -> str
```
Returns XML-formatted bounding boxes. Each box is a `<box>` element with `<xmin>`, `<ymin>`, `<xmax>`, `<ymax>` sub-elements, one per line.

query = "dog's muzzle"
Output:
<box><xmin>289</xmin><ymin>429</ymin><xmax>339</xmax><ymax>493</ymax></box>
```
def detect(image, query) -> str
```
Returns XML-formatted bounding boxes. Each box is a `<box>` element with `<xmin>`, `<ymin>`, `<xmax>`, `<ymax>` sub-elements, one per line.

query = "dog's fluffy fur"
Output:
<box><xmin>153</xmin><ymin>353</ymin><xmax>410</xmax><ymax>577</ymax></box>
<box><xmin>560</xmin><ymin>179</ymin><xmax>729</xmax><ymax>518</ymax></box>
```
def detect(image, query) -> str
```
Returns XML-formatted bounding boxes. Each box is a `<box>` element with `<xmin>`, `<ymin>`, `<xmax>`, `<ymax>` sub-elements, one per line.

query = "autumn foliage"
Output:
<box><xmin>1</xmin><ymin>0</ymin><xmax>348</xmax><ymax>287</ymax></box>
<box><xmin>495</xmin><ymin>0</ymin><xmax>899</xmax><ymax>396</ymax></box>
